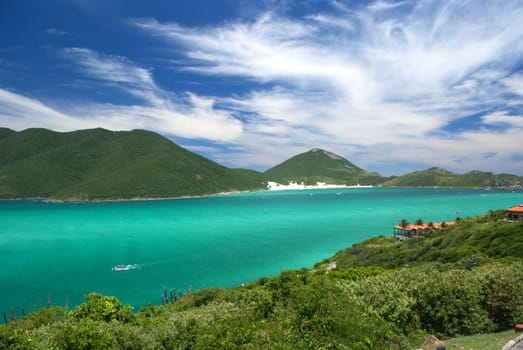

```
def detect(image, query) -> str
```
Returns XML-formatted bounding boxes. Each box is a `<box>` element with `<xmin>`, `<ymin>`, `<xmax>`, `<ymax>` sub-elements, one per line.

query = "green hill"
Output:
<box><xmin>264</xmin><ymin>148</ymin><xmax>384</xmax><ymax>185</ymax></box>
<box><xmin>383</xmin><ymin>167</ymin><xmax>522</xmax><ymax>188</ymax></box>
<box><xmin>1</xmin><ymin>209</ymin><xmax>522</xmax><ymax>349</ymax></box>
<box><xmin>328</xmin><ymin>210</ymin><xmax>523</xmax><ymax>269</ymax></box>
<box><xmin>0</xmin><ymin>128</ymin><xmax>265</xmax><ymax>200</ymax></box>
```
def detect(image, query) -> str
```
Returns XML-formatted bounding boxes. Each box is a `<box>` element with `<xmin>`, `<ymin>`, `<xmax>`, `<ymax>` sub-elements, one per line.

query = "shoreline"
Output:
<box><xmin>1</xmin><ymin>185</ymin><xmax>520</xmax><ymax>204</ymax></box>
<box><xmin>266</xmin><ymin>181</ymin><xmax>373</xmax><ymax>191</ymax></box>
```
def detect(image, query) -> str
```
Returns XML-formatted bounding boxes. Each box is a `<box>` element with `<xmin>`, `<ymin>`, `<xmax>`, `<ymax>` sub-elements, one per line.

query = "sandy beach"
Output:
<box><xmin>267</xmin><ymin>181</ymin><xmax>372</xmax><ymax>191</ymax></box>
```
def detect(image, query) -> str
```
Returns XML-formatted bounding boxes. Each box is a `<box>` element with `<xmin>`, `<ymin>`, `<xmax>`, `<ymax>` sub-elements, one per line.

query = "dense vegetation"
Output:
<box><xmin>1</xmin><ymin>210</ymin><xmax>522</xmax><ymax>349</ymax></box>
<box><xmin>0</xmin><ymin>128</ymin><xmax>265</xmax><ymax>200</ymax></box>
<box><xmin>329</xmin><ymin>210</ymin><xmax>523</xmax><ymax>269</ymax></box>
<box><xmin>264</xmin><ymin>148</ymin><xmax>384</xmax><ymax>185</ymax></box>
<box><xmin>382</xmin><ymin>167</ymin><xmax>522</xmax><ymax>188</ymax></box>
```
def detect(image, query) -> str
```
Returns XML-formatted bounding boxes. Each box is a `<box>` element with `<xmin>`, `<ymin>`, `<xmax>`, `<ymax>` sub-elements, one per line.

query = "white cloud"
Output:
<box><xmin>46</xmin><ymin>28</ymin><xmax>67</xmax><ymax>35</ymax></box>
<box><xmin>61</xmin><ymin>48</ymin><xmax>165</xmax><ymax>106</ymax></box>
<box><xmin>502</xmin><ymin>72</ymin><xmax>523</xmax><ymax>97</ymax></box>
<box><xmin>130</xmin><ymin>0</ymin><xmax>523</xmax><ymax>174</ymax></box>
<box><xmin>0</xmin><ymin>87</ymin><xmax>242</xmax><ymax>142</ymax></box>
<box><xmin>367</xmin><ymin>0</ymin><xmax>410</xmax><ymax>12</ymax></box>
<box><xmin>0</xmin><ymin>89</ymin><xmax>92</xmax><ymax>131</ymax></box>
<box><xmin>482</xmin><ymin>111</ymin><xmax>523</xmax><ymax>128</ymax></box>
<box><xmin>3</xmin><ymin>1</ymin><xmax>523</xmax><ymax>175</ymax></box>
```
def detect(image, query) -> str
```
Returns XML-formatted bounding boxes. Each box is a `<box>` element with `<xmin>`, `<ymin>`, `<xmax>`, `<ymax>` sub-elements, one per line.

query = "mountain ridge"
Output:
<box><xmin>264</xmin><ymin>148</ymin><xmax>384</xmax><ymax>186</ymax></box>
<box><xmin>0</xmin><ymin>127</ymin><xmax>265</xmax><ymax>200</ymax></box>
<box><xmin>0</xmin><ymin>127</ymin><xmax>521</xmax><ymax>200</ymax></box>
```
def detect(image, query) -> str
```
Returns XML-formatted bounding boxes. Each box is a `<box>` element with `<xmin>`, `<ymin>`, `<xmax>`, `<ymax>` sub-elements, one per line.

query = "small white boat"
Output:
<box><xmin>112</xmin><ymin>264</ymin><xmax>138</xmax><ymax>271</ymax></box>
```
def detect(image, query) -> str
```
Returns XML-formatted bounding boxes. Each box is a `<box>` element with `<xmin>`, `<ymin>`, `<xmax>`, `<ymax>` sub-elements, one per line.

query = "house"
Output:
<box><xmin>507</xmin><ymin>204</ymin><xmax>523</xmax><ymax>221</ymax></box>
<box><xmin>393</xmin><ymin>221</ymin><xmax>455</xmax><ymax>240</ymax></box>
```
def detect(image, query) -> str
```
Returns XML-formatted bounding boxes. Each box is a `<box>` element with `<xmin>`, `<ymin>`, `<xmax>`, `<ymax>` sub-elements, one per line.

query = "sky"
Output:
<box><xmin>1</xmin><ymin>0</ymin><xmax>523</xmax><ymax>176</ymax></box>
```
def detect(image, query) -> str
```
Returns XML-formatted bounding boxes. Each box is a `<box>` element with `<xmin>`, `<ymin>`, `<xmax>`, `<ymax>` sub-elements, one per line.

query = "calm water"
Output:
<box><xmin>0</xmin><ymin>187</ymin><xmax>521</xmax><ymax>313</ymax></box>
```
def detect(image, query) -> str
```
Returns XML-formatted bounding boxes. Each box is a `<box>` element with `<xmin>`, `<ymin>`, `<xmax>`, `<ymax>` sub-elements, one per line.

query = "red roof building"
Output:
<box><xmin>393</xmin><ymin>221</ymin><xmax>455</xmax><ymax>240</ymax></box>
<box><xmin>507</xmin><ymin>204</ymin><xmax>523</xmax><ymax>220</ymax></box>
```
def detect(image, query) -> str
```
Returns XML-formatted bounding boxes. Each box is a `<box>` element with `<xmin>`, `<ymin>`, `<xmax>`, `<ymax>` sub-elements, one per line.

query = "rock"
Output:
<box><xmin>422</xmin><ymin>335</ymin><xmax>443</xmax><ymax>347</ymax></box>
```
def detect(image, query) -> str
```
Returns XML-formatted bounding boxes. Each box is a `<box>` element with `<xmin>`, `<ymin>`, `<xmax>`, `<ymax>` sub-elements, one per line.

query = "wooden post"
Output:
<box><xmin>22</xmin><ymin>308</ymin><xmax>25</xmax><ymax>318</ymax></box>
<box><xmin>3</xmin><ymin>311</ymin><xmax>7</xmax><ymax>324</ymax></box>
<box><xmin>11</xmin><ymin>308</ymin><xmax>16</xmax><ymax>322</ymax></box>
<box><xmin>164</xmin><ymin>287</ymin><xmax>169</xmax><ymax>304</ymax></box>
<box><xmin>170</xmin><ymin>289</ymin><xmax>174</xmax><ymax>303</ymax></box>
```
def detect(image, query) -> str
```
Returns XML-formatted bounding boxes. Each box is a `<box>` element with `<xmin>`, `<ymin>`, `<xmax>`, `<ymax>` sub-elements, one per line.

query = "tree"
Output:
<box><xmin>70</xmin><ymin>293</ymin><xmax>134</xmax><ymax>323</ymax></box>
<box><xmin>400</xmin><ymin>219</ymin><xmax>409</xmax><ymax>228</ymax></box>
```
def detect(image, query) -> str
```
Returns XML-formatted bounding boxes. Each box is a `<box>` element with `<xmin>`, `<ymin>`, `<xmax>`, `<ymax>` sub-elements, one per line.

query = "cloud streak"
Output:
<box><xmin>2</xmin><ymin>0</ymin><xmax>523</xmax><ymax>175</ymax></box>
<box><xmin>130</xmin><ymin>0</ymin><xmax>523</xmax><ymax>174</ymax></box>
<box><xmin>1</xmin><ymin>49</ymin><xmax>243</xmax><ymax>142</ymax></box>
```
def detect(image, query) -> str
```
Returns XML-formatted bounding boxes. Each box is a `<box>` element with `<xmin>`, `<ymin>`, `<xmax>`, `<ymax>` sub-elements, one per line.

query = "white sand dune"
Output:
<box><xmin>267</xmin><ymin>181</ymin><xmax>372</xmax><ymax>191</ymax></box>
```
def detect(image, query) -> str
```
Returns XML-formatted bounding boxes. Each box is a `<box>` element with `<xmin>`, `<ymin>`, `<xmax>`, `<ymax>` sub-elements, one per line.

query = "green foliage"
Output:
<box><xmin>333</xmin><ymin>210</ymin><xmax>523</xmax><ymax>268</ymax></box>
<box><xmin>325</xmin><ymin>266</ymin><xmax>386</xmax><ymax>280</ymax></box>
<box><xmin>0</xmin><ymin>324</ymin><xmax>32</xmax><ymax>350</ymax></box>
<box><xmin>20</xmin><ymin>306</ymin><xmax>66</xmax><ymax>329</ymax></box>
<box><xmin>51</xmin><ymin>319</ymin><xmax>117</xmax><ymax>350</ymax></box>
<box><xmin>382</xmin><ymin>167</ymin><xmax>523</xmax><ymax>187</ymax></box>
<box><xmin>0</xmin><ymin>128</ymin><xmax>266</xmax><ymax>200</ymax></box>
<box><xmin>481</xmin><ymin>263</ymin><xmax>523</xmax><ymax>329</ymax></box>
<box><xmin>264</xmin><ymin>148</ymin><xmax>385</xmax><ymax>185</ymax></box>
<box><xmin>70</xmin><ymin>293</ymin><xmax>134</xmax><ymax>323</ymax></box>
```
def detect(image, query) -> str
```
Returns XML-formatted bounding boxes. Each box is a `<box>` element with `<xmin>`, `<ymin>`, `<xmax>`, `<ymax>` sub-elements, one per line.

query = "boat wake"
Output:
<box><xmin>112</xmin><ymin>264</ymin><xmax>139</xmax><ymax>271</ymax></box>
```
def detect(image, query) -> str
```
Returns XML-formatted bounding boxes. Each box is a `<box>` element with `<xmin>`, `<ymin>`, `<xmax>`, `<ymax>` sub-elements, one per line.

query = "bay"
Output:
<box><xmin>0</xmin><ymin>187</ymin><xmax>521</xmax><ymax>313</ymax></box>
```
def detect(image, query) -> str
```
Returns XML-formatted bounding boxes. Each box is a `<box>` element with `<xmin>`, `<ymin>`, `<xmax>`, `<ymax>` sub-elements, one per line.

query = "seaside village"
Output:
<box><xmin>393</xmin><ymin>203</ymin><xmax>523</xmax><ymax>241</ymax></box>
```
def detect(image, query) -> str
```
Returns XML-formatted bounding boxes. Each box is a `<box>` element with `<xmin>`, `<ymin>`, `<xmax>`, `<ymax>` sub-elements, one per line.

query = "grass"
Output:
<box><xmin>423</xmin><ymin>329</ymin><xmax>518</xmax><ymax>350</ymax></box>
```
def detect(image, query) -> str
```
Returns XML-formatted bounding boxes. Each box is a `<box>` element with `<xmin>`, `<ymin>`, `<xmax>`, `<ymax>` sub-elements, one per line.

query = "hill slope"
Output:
<box><xmin>328</xmin><ymin>210</ymin><xmax>523</xmax><ymax>269</ymax></box>
<box><xmin>383</xmin><ymin>167</ymin><xmax>522</xmax><ymax>188</ymax></box>
<box><xmin>265</xmin><ymin>148</ymin><xmax>384</xmax><ymax>185</ymax></box>
<box><xmin>0</xmin><ymin>128</ymin><xmax>265</xmax><ymax>200</ymax></box>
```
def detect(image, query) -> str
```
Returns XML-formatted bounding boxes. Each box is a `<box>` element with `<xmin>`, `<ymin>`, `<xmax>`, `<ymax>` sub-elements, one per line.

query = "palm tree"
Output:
<box><xmin>415</xmin><ymin>218</ymin><xmax>424</xmax><ymax>226</ymax></box>
<box><xmin>400</xmin><ymin>218</ymin><xmax>409</xmax><ymax>228</ymax></box>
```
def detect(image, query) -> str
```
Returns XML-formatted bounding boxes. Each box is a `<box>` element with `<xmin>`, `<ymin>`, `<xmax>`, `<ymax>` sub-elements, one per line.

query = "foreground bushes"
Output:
<box><xmin>345</xmin><ymin>262</ymin><xmax>523</xmax><ymax>338</ymax></box>
<box><xmin>1</xmin><ymin>260</ymin><xmax>522</xmax><ymax>349</ymax></box>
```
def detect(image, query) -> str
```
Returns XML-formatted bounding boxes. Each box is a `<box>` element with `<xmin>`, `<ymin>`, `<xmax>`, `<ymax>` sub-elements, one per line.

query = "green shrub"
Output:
<box><xmin>70</xmin><ymin>293</ymin><xmax>134</xmax><ymax>323</ymax></box>
<box><xmin>482</xmin><ymin>263</ymin><xmax>523</xmax><ymax>330</ymax></box>
<box><xmin>51</xmin><ymin>319</ymin><xmax>117</xmax><ymax>350</ymax></box>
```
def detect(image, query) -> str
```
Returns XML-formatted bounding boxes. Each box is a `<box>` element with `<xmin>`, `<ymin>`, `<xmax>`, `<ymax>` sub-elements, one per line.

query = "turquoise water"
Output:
<box><xmin>0</xmin><ymin>187</ymin><xmax>521</xmax><ymax>313</ymax></box>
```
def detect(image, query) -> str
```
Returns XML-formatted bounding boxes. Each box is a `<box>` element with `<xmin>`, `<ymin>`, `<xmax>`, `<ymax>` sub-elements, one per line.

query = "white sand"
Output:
<box><xmin>267</xmin><ymin>181</ymin><xmax>372</xmax><ymax>191</ymax></box>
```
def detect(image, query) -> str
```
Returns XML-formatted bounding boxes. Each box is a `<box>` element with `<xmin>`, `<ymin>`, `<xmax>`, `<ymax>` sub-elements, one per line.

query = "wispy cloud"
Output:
<box><xmin>46</xmin><ymin>28</ymin><xmax>67</xmax><ymax>35</ymax></box>
<box><xmin>482</xmin><ymin>111</ymin><xmax>523</xmax><ymax>128</ymax></box>
<box><xmin>2</xmin><ymin>0</ymin><xmax>523</xmax><ymax>175</ymax></box>
<box><xmin>131</xmin><ymin>0</ymin><xmax>523</xmax><ymax>174</ymax></box>
<box><xmin>0</xmin><ymin>48</ymin><xmax>243</xmax><ymax>142</ymax></box>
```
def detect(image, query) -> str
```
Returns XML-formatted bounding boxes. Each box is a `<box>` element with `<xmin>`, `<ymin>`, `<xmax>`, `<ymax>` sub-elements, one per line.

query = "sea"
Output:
<box><xmin>0</xmin><ymin>187</ymin><xmax>521</xmax><ymax>314</ymax></box>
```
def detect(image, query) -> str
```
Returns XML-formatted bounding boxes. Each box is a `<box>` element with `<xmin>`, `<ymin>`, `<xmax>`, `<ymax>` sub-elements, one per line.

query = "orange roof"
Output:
<box><xmin>394</xmin><ymin>221</ymin><xmax>455</xmax><ymax>230</ymax></box>
<box><xmin>508</xmin><ymin>204</ymin><xmax>523</xmax><ymax>213</ymax></box>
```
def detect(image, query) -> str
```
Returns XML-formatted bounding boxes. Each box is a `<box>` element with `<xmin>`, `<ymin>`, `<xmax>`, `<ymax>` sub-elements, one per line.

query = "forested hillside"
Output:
<box><xmin>383</xmin><ymin>167</ymin><xmax>522</xmax><ymax>188</ymax></box>
<box><xmin>0</xmin><ymin>128</ymin><xmax>265</xmax><ymax>200</ymax></box>
<box><xmin>265</xmin><ymin>148</ymin><xmax>384</xmax><ymax>185</ymax></box>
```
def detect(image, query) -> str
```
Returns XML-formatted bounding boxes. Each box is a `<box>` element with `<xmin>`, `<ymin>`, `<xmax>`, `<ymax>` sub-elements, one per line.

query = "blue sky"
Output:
<box><xmin>1</xmin><ymin>0</ymin><xmax>523</xmax><ymax>176</ymax></box>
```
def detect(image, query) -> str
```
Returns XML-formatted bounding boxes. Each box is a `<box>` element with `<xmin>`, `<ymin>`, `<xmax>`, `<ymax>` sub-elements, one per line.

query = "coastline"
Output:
<box><xmin>0</xmin><ymin>189</ymin><xmax>261</xmax><ymax>204</ymax></box>
<box><xmin>2</xmin><ymin>184</ymin><xmax>520</xmax><ymax>204</ymax></box>
<box><xmin>266</xmin><ymin>181</ymin><xmax>373</xmax><ymax>191</ymax></box>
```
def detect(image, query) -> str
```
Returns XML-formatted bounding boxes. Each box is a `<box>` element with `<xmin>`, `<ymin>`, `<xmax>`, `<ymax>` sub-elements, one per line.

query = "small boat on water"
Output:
<box><xmin>112</xmin><ymin>264</ymin><xmax>138</xmax><ymax>271</ymax></box>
